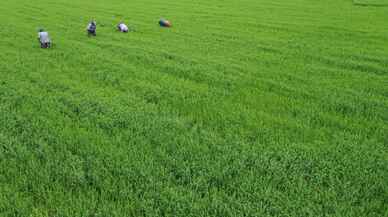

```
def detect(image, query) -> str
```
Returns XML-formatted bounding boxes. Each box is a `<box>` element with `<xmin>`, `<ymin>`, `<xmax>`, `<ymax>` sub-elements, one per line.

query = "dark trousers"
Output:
<box><xmin>88</xmin><ymin>30</ymin><xmax>96</xmax><ymax>36</ymax></box>
<box><xmin>40</xmin><ymin>42</ymin><xmax>51</xmax><ymax>48</ymax></box>
<box><xmin>118</xmin><ymin>26</ymin><xmax>128</xmax><ymax>33</ymax></box>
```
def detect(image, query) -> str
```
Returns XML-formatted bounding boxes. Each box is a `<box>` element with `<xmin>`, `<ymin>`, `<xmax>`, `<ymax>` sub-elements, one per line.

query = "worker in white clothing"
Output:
<box><xmin>38</xmin><ymin>29</ymin><xmax>51</xmax><ymax>48</ymax></box>
<box><xmin>117</xmin><ymin>22</ymin><xmax>129</xmax><ymax>33</ymax></box>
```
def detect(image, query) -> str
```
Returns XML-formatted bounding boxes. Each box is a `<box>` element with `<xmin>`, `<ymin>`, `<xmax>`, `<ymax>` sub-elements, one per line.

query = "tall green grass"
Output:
<box><xmin>0</xmin><ymin>0</ymin><xmax>387</xmax><ymax>216</ymax></box>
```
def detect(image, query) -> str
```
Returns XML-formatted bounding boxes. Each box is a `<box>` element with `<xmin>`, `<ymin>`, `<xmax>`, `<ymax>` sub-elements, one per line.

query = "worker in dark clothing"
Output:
<box><xmin>87</xmin><ymin>21</ymin><xmax>97</xmax><ymax>36</ymax></box>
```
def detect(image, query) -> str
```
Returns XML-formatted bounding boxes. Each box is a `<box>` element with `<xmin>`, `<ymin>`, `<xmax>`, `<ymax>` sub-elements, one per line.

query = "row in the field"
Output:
<box><xmin>38</xmin><ymin>19</ymin><xmax>172</xmax><ymax>48</ymax></box>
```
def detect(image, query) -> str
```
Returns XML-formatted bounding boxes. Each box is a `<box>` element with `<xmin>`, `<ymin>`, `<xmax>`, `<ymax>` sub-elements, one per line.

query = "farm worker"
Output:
<box><xmin>87</xmin><ymin>21</ymin><xmax>97</xmax><ymax>36</ymax></box>
<box><xmin>159</xmin><ymin>19</ymin><xmax>171</xmax><ymax>27</ymax></box>
<box><xmin>38</xmin><ymin>29</ymin><xmax>51</xmax><ymax>48</ymax></box>
<box><xmin>117</xmin><ymin>22</ymin><xmax>129</xmax><ymax>33</ymax></box>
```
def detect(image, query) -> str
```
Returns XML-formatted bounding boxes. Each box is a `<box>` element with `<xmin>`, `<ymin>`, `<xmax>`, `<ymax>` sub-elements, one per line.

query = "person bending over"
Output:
<box><xmin>38</xmin><ymin>29</ymin><xmax>51</xmax><ymax>48</ymax></box>
<box><xmin>117</xmin><ymin>22</ymin><xmax>129</xmax><ymax>33</ymax></box>
<box><xmin>87</xmin><ymin>21</ymin><xmax>97</xmax><ymax>36</ymax></box>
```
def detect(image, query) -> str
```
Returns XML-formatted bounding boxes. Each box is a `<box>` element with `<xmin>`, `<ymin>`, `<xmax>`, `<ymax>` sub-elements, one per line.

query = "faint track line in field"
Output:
<box><xmin>353</xmin><ymin>0</ymin><xmax>388</xmax><ymax>7</ymax></box>
<box><xmin>310</xmin><ymin>55</ymin><xmax>388</xmax><ymax>76</ymax></box>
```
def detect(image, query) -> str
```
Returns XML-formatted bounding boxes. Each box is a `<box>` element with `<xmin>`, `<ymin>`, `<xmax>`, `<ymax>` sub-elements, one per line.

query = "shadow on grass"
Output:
<box><xmin>353</xmin><ymin>0</ymin><xmax>388</xmax><ymax>7</ymax></box>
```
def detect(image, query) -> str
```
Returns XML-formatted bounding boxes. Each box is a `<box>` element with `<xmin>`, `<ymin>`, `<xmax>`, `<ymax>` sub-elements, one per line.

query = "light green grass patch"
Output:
<box><xmin>0</xmin><ymin>0</ymin><xmax>388</xmax><ymax>216</ymax></box>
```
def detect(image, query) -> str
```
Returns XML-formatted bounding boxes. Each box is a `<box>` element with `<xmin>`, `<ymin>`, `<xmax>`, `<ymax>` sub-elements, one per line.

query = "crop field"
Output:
<box><xmin>0</xmin><ymin>0</ymin><xmax>387</xmax><ymax>216</ymax></box>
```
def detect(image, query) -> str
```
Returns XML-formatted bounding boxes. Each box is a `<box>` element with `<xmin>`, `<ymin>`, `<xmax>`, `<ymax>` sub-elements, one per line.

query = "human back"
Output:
<box><xmin>118</xmin><ymin>23</ymin><xmax>129</xmax><ymax>32</ymax></box>
<box><xmin>38</xmin><ymin>31</ymin><xmax>50</xmax><ymax>43</ymax></box>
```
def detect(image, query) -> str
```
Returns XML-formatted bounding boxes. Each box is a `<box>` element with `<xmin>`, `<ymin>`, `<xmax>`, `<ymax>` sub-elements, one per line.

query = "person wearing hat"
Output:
<box><xmin>38</xmin><ymin>29</ymin><xmax>51</xmax><ymax>48</ymax></box>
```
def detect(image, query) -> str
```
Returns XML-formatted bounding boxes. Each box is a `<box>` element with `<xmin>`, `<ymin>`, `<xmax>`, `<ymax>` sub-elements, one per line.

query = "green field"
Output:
<box><xmin>0</xmin><ymin>0</ymin><xmax>387</xmax><ymax>216</ymax></box>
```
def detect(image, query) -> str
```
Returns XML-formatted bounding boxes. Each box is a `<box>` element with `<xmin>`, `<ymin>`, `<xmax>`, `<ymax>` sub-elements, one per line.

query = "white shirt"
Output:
<box><xmin>38</xmin><ymin>32</ymin><xmax>50</xmax><ymax>43</ymax></box>
<box><xmin>119</xmin><ymin>23</ymin><xmax>128</xmax><ymax>32</ymax></box>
